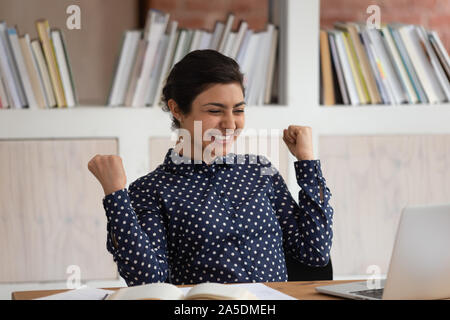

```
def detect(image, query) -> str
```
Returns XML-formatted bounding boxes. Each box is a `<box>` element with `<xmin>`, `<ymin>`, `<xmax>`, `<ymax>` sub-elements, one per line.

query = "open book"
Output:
<box><xmin>106</xmin><ymin>282</ymin><xmax>258</xmax><ymax>300</ymax></box>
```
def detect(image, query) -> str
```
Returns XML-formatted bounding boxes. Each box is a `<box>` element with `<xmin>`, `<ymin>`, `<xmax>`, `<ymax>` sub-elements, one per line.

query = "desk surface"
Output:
<box><xmin>11</xmin><ymin>280</ymin><xmax>361</xmax><ymax>300</ymax></box>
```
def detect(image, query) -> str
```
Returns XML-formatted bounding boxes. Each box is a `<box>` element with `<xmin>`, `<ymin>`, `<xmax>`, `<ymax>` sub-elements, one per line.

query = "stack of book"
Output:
<box><xmin>320</xmin><ymin>22</ymin><xmax>450</xmax><ymax>106</ymax></box>
<box><xmin>0</xmin><ymin>20</ymin><xmax>77</xmax><ymax>109</ymax></box>
<box><xmin>108</xmin><ymin>10</ymin><xmax>279</xmax><ymax>108</ymax></box>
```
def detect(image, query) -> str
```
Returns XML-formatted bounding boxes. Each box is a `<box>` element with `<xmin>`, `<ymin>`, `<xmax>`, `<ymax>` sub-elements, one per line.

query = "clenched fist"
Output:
<box><xmin>87</xmin><ymin>155</ymin><xmax>127</xmax><ymax>196</ymax></box>
<box><xmin>282</xmin><ymin>125</ymin><xmax>314</xmax><ymax>161</ymax></box>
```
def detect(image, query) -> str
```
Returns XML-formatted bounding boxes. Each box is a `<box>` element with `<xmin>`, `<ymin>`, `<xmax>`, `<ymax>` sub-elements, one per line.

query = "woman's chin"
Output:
<box><xmin>205</xmin><ymin>142</ymin><xmax>234</xmax><ymax>158</ymax></box>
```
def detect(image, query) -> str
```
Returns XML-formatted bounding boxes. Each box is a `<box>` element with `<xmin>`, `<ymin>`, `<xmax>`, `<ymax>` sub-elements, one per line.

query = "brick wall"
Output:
<box><xmin>145</xmin><ymin>0</ymin><xmax>269</xmax><ymax>31</ymax></box>
<box><xmin>144</xmin><ymin>0</ymin><xmax>449</xmax><ymax>54</ymax></box>
<box><xmin>320</xmin><ymin>0</ymin><xmax>450</xmax><ymax>53</ymax></box>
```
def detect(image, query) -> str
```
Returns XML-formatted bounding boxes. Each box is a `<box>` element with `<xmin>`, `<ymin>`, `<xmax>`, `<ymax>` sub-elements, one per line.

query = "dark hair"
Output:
<box><xmin>162</xmin><ymin>49</ymin><xmax>245</xmax><ymax>129</ymax></box>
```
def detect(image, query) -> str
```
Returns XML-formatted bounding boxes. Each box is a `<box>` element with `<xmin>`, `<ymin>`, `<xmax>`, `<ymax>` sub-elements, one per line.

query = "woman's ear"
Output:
<box><xmin>168</xmin><ymin>99</ymin><xmax>182</xmax><ymax>123</ymax></box>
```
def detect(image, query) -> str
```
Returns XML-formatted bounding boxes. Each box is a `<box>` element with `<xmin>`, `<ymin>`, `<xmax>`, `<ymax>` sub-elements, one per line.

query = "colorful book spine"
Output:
<box><xmin>320</xmin><ymin>30</ymin><xmax>335</xmax><ymax>105</ymax></box>
<box><xmin>19</xmin><ymin>34</ymin><xmax>47</xmax><ymax>108</ymax></box>
<box><xmin>8</xmin><ymin>27</ymin><xmax>38</xmax><ymax>109</ymax></box>
<box><xmin>36</xmin><ymin>19</ymin><xmax>66</xmax><ymax>108</ymax></box>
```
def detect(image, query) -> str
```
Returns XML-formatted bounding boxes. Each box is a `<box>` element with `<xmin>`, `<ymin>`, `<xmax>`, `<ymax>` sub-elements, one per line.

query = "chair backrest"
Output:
<box><xmin>285</xmin><ymin>254</ymin><xmax>333</xmax><ymax>281</ymax></box>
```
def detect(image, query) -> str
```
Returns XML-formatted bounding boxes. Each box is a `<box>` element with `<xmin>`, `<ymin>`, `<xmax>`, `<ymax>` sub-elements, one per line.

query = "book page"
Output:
<box><xmin>180</xmin><ymin>283</ymin><xmax>297</xmax><ymax>300</ymax></box>
<box><xmin>106</xmin><ymin>282</ymin><xmax>185</xmax><ymax>300</ymax></box>
<box><xmin>183</xmin><ymin>282</ymin><xmax>258</xmax><ymax>300</ymax></box>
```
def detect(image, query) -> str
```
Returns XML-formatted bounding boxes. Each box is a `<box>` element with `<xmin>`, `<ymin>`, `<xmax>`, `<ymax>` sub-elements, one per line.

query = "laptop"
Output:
<box><xmin>316</xmin><ymin>203</ymin><xmax>450</xmax><ymax>300</ymax></box>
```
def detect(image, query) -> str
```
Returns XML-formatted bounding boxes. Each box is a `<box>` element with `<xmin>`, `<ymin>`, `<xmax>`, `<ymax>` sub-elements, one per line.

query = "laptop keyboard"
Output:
<box><xmin>349</xmin><ymin>288</ymin><xmax>384</xmax><ymax>300</ymax></box>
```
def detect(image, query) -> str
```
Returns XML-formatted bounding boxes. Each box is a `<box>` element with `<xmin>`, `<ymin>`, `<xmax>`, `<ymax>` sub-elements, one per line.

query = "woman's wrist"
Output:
<box><xmin>103</xmin><ymin>185</ymin><xmax>126</xmax><ymax>196</ymax></box>
<box><xmin>295</xmin><ymin>152</ymin><xmax>314</xmax><ymax>161</ymax></box>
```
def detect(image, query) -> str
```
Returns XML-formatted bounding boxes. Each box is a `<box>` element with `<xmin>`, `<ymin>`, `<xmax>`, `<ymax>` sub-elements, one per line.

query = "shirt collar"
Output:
<box><xmin>163</xmin><ymin>148</ymin><xmax>238</xmax><ymax>174</ymax></box>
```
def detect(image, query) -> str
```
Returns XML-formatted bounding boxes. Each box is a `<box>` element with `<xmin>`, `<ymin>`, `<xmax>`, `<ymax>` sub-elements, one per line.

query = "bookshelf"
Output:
<box><xmin>3</xmin><ymin>0</ymin><xmax>448</xmax><ymax>187</ymax></box>
<box><xmin>1</xmin><ymin>0</ymin><xmax>449</xmax><ymax>286</ymax></box>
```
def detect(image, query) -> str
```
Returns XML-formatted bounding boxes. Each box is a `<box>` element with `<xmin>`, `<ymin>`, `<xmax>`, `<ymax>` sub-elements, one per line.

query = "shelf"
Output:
<box><xmin>0</xmin><ymin>104</ymin><xmax>293</xmax><ymax>139</ymax></box>
<box><xmin>1</xmin><ymin>106</ymin><xmax>171</xmax><ymax>138</ymax></box>
<box><xmin>314</xmin><ymin>103</ymin><xmax>450</xmax><ymax>135</ymax></box>
<box><xmin>2</xmin><ymin>103</ymin><xmax>449</xmax><ymax>139</ymax></box>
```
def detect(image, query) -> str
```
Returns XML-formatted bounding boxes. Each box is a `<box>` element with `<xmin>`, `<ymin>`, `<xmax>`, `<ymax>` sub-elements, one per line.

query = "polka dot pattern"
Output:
<box><xmin>102</xmin><ymin>148</ymin><xmax>334</xmax><ymax>286</ymax></box>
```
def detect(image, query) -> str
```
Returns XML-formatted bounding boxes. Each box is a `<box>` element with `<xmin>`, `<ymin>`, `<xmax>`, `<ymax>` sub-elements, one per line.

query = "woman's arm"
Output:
<box><xmin>88</xmin><ymin>154</ymin><xmax>169</xmax><ymax>285</ymax></box>
<box><xmin>102</xmin><ymin>179</ymin><xmax>170</xmax><ymax>286</ymax></box>
<box><xmin>266</xmin><ymin>122</ymin><xmax>335</xmax><ymax>266</ymax></box>
<box><xmin>270</xmin><ymin>125</ymin><xmax>334</xmax><ymax>266</ymax></box>
<box><xmin>268</xmin><ymin>159</ymin><xmax>334</xmax><ymax>267</ymax></box>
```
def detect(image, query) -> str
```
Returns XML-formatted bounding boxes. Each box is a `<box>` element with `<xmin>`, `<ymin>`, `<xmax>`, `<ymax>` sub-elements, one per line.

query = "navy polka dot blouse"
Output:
<box><xmin>102</xmin><ymin>148</ymin><xmax>334</xmax><ymax>286</ymax></box>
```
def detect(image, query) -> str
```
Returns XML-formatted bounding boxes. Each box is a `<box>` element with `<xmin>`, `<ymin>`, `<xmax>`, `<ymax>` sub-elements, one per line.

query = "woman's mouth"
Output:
<box><xmin>211</xmin><ymin>135</ymin><xmax>233</xmax><ymax>144</ymax></box>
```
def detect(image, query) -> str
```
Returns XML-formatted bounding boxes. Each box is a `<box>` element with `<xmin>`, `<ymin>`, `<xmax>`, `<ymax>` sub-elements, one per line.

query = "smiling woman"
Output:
<box><xmin>87</xmin><ymin>49</ymin><xmax>335</xmax><ymax>286</ymax></box>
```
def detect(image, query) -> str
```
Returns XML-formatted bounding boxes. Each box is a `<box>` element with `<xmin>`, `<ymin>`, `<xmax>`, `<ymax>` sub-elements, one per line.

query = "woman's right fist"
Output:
<box><xmin>87</xmin><ymin>155</ymin><xmax>127</xmax><ymax>196</ymax></box>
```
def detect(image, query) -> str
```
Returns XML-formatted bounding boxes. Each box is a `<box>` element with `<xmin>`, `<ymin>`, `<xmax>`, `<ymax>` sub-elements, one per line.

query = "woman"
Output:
<box><xmin>88</xmin><ymin>50</ymin><xmax>334</xmax><ymax>286</ymax></box>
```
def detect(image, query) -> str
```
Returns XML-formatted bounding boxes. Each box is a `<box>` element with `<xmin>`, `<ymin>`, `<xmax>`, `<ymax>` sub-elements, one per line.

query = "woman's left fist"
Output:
<box><xmin>282</xmin><ymin>125</ymin><xmax>314</xmax><ymax>161</ymax></box>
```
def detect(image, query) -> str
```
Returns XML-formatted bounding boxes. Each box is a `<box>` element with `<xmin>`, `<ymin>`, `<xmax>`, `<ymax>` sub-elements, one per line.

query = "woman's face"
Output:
<box><xmin>173</xmin><ymin>82</ymin><xmax>245</xmax><ymax>162</ymax></box>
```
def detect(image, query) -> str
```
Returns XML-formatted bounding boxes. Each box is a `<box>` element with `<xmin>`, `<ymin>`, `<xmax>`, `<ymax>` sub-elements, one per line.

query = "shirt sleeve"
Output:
<box><xmin>267</xmin><ymin>158</ymin><xmax>334</xmax><ymax>267</ymax></box>
<box><xmin>102</xmin><ymin>180</ymin><xmax>169</xmax><ymax>286</ymax></box>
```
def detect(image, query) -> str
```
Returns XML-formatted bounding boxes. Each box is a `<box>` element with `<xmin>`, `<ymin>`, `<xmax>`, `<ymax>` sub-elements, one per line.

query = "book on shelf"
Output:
<box><xmin>336</xmin><ymin>23</ymin><xmax>371</xmax><ymax>105</ymax></box>
<box><xmin>381</xmin><ymin>25</ymin><xmax>418</xmax><ymax>104</ymax></box>
<box><xmin>210</xmin><ymin>21</ymin><xmax>225</xmax><ymax>52</ymax></box>
<box><xmin>131</xmin><ymin>9</ymin><xmax>169</xmax><ymax>107</ymax></box>
<box><xmin>330</xmin><ymin>30</ymin><xmax>360</xmax><ymax>105</ymax></box>
<box><xmin>0</xmin><ymin>22</ymin><xmax>27</xmax><ymax>108</ymax></box>
<box><xmin>217</xmin><ymin>14</ymin><xmax>234</xmax><ymax>53</ymax></box>
<box><xmin>151</xmin><ymin>20</ymin><xmax>178</xmax><ymax>107</ymax></box>
<box><xmin>320</xmin><ymin>21</ymin><xmax>450</xmax><ymax>106</ymax></box>
<box><xmin>124</xmin><ymin>38</ymin><xmax>147</xmax><ymax>106</ymax></box>
<box><xmin>51</xmin><ymin>29</ymin><xmax>77</xmax><ymax>107</ymax></box>
<box><xmin>367</xmin><ymin>26</ymin><xmax>408</xmax><ymax>105</ymax></box>
<box><xmin>429</xmin><ymin>31</ymin><xmax>450</xmax><ymax>82</ymax></box>
<box><xmin>320</xmin><ymin>30</ymin><xmax>335</xmax><ymax>105</ymax></box>
<box><xmin>0</xmin><ymin>72</ymin><xmax>9</xmax><ymax>108</ymax></box>
<box><xmin>230</xmin><ymin>21</ymin><xmax>248</xmax><ymax>60</ymax></box>
<box><xmin>8</xmin><ymin>27</ymin><xmax>39</xmax><ymax>109</ymax></box>
<box><xmin>328</xmin><ymin>31</ymin><xmax>349</xmax><ymax>105</ymax></box>
<box><xmin>107</xmin><ymin>30</ymin><xmax>142</xmax><ymax>106</ymax></box>
<box><xmin>415</xmin><ymin>26</ymin><xmax>450</xmax><ymax>101</ymax></box>
<box><xmin>19</xmin><ymin>33</ymin><xmax>47</xmax><ymax>109</ymax></box>
<box><xmin>108</xmin><ymin>11</ymin><xmax>279</xmax><ymax>108</ymax></box>
<box><xmin>36</xmin><ymin>20</ymin><xmax>66</xmax><ymax>108</ymax></box>
<box><xmin>31</xmin><ymin>39</ymin><xmax>57</xmax><ymax>108</ymax></box>
<box><xmin>264</xmin><ymin>27</ymin><xmax>278</xmax><ymax>104</ymax></box>
<box><xmin>398</xmin><ymin>25</ymin><xmax>446</xmax><ymax>104</ymax></box>
<box><xmin>0</xmin><ymin>19</ymin><xmax>77</xmax><ymax>109</ymax></box>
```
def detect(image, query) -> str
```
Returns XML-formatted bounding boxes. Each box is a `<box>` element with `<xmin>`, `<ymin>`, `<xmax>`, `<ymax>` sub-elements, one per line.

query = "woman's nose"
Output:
<box><xmin>220</xmin><ymin>111</ymin><xmax>237</xmax><ymax>130</ymax></box>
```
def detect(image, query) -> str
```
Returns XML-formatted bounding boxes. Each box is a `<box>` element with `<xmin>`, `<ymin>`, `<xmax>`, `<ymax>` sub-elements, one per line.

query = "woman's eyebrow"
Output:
<box><xmin>202</xmin><ymin>101</ymin><xmax>246</xmax><ymax>108</ymax></box>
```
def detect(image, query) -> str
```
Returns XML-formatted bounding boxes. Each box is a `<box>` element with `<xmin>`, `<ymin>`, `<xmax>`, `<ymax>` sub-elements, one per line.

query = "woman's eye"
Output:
<box><xmin>208</xmin><ymin>110</ymin><xmax>221</xmax><ymax>113</ymax></box>
<box><xmin>234</xmin><ymin>109</ymin><xmax>245</xmax><ymax>113</ymax></box>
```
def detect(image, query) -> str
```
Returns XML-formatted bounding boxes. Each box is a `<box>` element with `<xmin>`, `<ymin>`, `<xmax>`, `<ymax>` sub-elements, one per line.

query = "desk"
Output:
<box><xmin>11</xmin><ymin>280</ymin><xmax>361</xmax><ymax>300</ymax></box>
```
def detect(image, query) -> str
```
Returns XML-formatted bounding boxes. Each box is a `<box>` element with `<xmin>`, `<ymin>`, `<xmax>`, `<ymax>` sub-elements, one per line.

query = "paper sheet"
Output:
<box><xmin>35</xmin><ymin>287</ymin><xmax>115</xmax><ymax>300</ymax></box>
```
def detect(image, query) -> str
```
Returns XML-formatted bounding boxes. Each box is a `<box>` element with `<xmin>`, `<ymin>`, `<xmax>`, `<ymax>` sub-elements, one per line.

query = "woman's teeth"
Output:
<box><xmin>215</xmin><ymin>135</ymin><xmax>232</xmax><ymax>141</ymax></box>
<box><xmin>211</xmin><ymin>135</ymin><xmax>233</xmax><ymax>144</ymax></box>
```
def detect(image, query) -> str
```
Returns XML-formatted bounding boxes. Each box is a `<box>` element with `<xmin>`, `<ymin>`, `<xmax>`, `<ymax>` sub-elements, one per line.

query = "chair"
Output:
<box><xmin>285</xmin><ymin>254</ymin><xmax>333</xmax><ymax>281</ymax></box>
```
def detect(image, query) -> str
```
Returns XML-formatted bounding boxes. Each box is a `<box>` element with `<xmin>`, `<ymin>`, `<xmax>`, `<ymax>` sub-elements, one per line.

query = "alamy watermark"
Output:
<box><xmin>66</xmin><ymin>3</ymin><xmax>81</xmax><ymax>30</ymax></box>
<box><xmin>168</xmin><ymin>121</ymin><xmax>281</xmax><ymax>175</ymax></box>
<box><xmin>66</xmin><ymin>264</ymin><xmax>86</xmax><ymax>289</ymax></box>
<box><xmin>366</xmin><ymin>264</ymin><xmax>382</xmax><ymax>289</ymax></box>
<box><xmin>366</xmin><ymin>5</ymin><xmax>381</xmax><ymax>29</ymax></box>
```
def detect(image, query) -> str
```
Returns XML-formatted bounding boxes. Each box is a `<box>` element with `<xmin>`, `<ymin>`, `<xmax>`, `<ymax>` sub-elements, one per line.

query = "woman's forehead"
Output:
<box><xmin>195</xmin><ymin>83</ymin><xmax>244</xmax><ymax>102</ymax></box>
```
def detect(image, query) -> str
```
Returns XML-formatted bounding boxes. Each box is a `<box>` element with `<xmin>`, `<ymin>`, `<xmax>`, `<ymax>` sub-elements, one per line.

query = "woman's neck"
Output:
<box><xmin>174</xmin><ymin>140</ymin><xmax>225</xmax><ymax>165</ymax></box>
